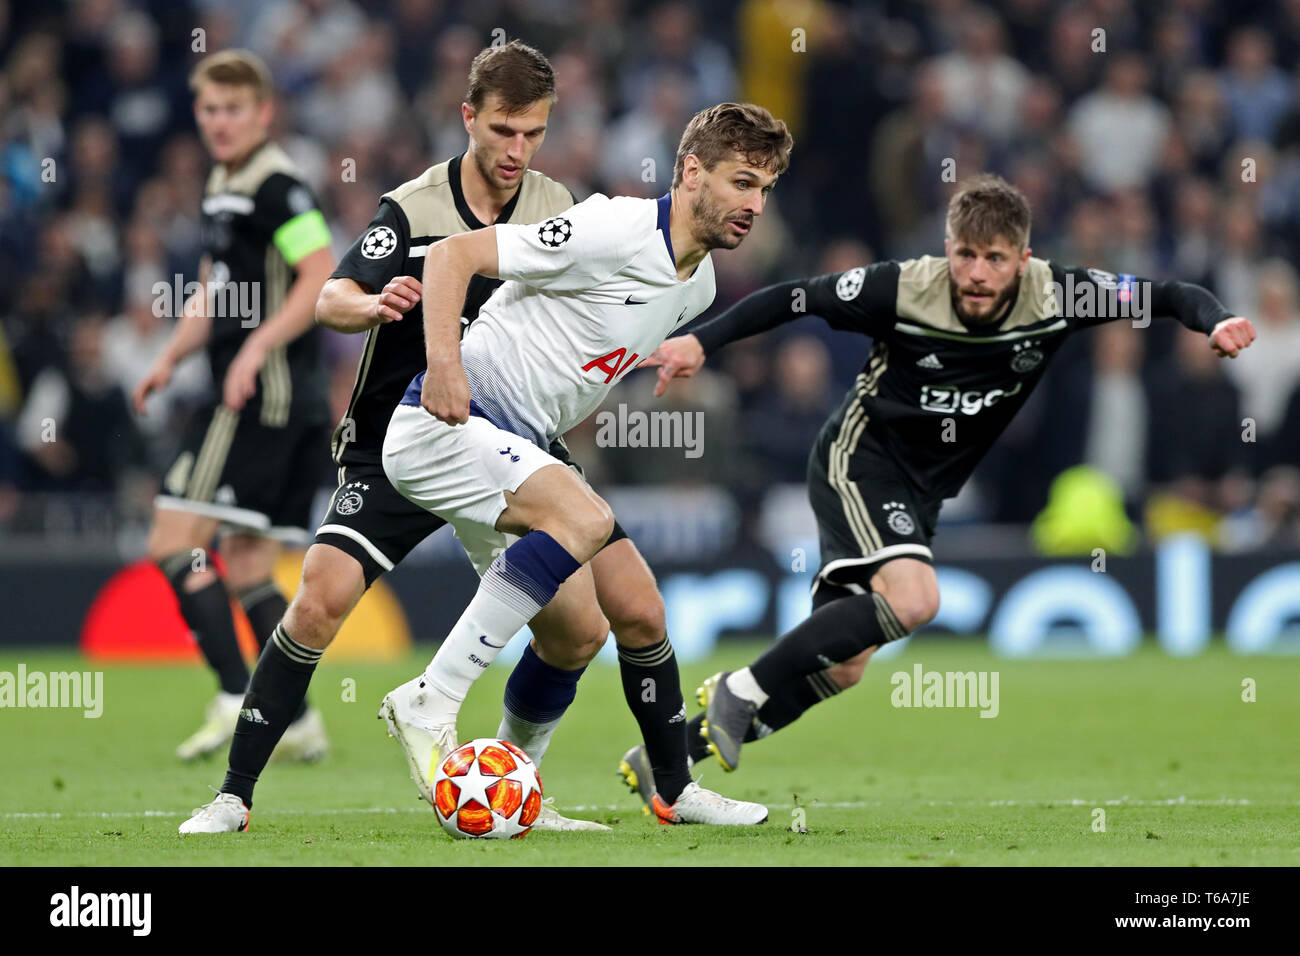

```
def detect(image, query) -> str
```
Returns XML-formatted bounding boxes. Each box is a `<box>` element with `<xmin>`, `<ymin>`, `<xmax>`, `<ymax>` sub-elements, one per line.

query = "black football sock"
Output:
<box><xmin>685</xmin><ymin>713</ymin><xmax>711</xmax><ymax>764</ymax></box>
<box><xmin>222</xmin><ymin>624</ymin><xmax>321</xmax><ymax>808</ymax></box>
<box><xmin>752</xmin><ymin>671</ymin><xmax>841</xmax><ymax>735</ymax></box>
<box><xmin>237</xmin><ymin>580</ymin><xmax>287</xmax><ymax>651</ymax></box>
<box><xmin>159</xmin><ymin>550</ymin><xmax>248</xmax><ymax>695</ymax></box>
<box><xmin>618</xmin><ymin>638</ymin><xmax>692</xmax><ymax>804</ymax></box>
<box><xmin>238</xmin><ymin>581</ymin><xmax>307</xmax><ymax>723</ymax></box>
<box><xmin>684</xmin><ymin>671</ymin><xmax>843</xmax><ymax>763</ymax></box>
<box><xmin>748</xmin><ymin>592</ymin><xmax>904</xmax><ymax>693</ymax></box>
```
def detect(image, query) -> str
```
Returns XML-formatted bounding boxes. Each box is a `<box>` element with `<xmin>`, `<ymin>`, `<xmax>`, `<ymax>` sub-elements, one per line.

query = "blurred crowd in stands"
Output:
<box><xmin>1</xmin><ymin>0</ymin><xmax>1298</xmax><ymax>550</ymax></box>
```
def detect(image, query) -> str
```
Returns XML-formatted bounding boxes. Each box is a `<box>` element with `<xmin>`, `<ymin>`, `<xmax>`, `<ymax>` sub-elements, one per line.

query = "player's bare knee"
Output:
<box><xmin>892</xmin><ymin>590</ymin><xmax>938</xmax><ymax>632</ymax></box>
<box><xmin>584</xmin><ymin>497</ymin><xmax>616</xmax><ymax>553</ymax></box>
<box><xmin>284</xmin><ymin>551</ymin><xmax>361</xmax><ymax>648</ymax></box>
<box><xmin>576</xmin><ymin>616</ymin><xmax>610</xmax><ymax>666</ymax></box>
<box><xmin>220</xmin><ymin>540</ymin><xmax>276</xmax><ymax>590</ymax></box>
<box><xmin>539</xmin><ymin>613</ymin><xmax>608</xmax><ymax>668</ymax></box>
<box><xmin>610</xmin><ymin>593</ymin><xmax>666</xmax><ymax>649</ymax></box>
<box><xmin>147</xmin><ymin>518</ymin><xmax>203</xmax><ymax>563</ymax></box>
<box><xmin>283</xmin><ymin>587</ymin><xmax>342</xmax><ymax>649</ymax></box>
<box><xmin>556</xmin><ymin>496</ymin><xmax>614</xmax><ymax>559</ymax></box>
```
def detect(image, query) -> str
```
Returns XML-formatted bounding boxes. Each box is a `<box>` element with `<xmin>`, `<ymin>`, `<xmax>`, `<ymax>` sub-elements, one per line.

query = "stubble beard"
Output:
<box><xmin>690</xmin><ymin>184</ymin><xmax>743</xmax><ymax>251</ymax></box>
<box><xmin>471</xmin><ymin>143</ymin><xmax>521</xmax><ymax>192</ymax></box>
<box><xmin>949</xmin><ymin>274</ymin><xmax>1021</xmax><ymax>327</ymax></box>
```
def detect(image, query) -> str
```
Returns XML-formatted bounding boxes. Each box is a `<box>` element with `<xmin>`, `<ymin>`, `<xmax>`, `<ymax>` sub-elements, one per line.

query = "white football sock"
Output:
<box><xmin>420</xmin><ymin>598</ymin><xmax>524</xmax><ymax>714</ymax></box>
<box><xmin>417</xmin><ymin>532</ymin><xmax>582</xmax><ymax>723</ymax></box>
<box><xmin>419</xmin><ymin>556</ymin><xmax>562</xmax><ymax>717</ymax></box>
<box><xmin>725</xmin><ymin>667</ymin><xmax>770</xmax><ymax>708</ymax></box>
<box><xmin>497</xmin><ymin>710</ymin><xmax>561</xmax><ymax>767</ymax></box>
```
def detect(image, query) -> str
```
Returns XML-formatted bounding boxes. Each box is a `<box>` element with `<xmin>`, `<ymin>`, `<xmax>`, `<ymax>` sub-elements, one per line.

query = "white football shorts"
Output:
<box><xmin>382</xmin><ymin>404</ymin><xmax>560</xmax><ymax>575</ymax></box>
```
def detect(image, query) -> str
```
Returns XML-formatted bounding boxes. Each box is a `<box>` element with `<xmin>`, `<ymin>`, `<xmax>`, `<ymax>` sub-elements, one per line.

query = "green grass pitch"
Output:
<box><xmin>1</xmin><ymin>640</ymin><xmax>1297</xmax><ymax>866</ymax></box>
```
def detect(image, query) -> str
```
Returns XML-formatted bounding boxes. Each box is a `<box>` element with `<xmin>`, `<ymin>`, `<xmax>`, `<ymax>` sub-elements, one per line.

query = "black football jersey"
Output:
<box><xmin>199</xmin><ymin>140</ymin><xmax>332</xmax><ymax>427</ymax></box>
<box><xmin>695</xmin><ymin>256</ymin><xmax>1230</xmax><ymax>500</ymax></box>
<box><xmin>329</xmin><ymin>154</ymin><xmax>574</xmax><ymax>467</ymax></box>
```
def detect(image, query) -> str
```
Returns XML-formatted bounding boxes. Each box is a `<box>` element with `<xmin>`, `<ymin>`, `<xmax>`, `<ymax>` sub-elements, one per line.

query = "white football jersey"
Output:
<box><xmin>458</xmin><ymin>192</ymin><xmax>716</xmax><ymax>446</ymax></box>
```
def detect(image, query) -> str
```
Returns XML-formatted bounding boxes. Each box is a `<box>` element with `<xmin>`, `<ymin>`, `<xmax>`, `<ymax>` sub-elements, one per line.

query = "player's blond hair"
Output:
<box><xmin>946</xmin><ymin>174</ymin><xmax>1032</xmax><ymax>249</ymax></box>
<box><xmin>189</xmin><ymin>49</ymin><xmax>274</xmax><ymax>101</ymax></box>
<box><xmin>672</xmin><ymin>103</ymin><xmax>793</xmax><ymax>188</ymax></box>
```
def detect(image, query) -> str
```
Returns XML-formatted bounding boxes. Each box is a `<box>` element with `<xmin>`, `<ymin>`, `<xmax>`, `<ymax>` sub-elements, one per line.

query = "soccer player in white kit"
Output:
<box><xmin>380</xmin><ymin>103</ymin><xmax>792</xmax><ymax>824</ymax></box>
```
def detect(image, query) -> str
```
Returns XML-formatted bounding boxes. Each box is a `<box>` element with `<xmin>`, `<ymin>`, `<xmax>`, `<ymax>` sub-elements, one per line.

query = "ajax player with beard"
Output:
<box><xmin>634</xmin><ymin>174</ymin><xmax>1257</xmax><ymax>786</ymax></box>
<box><xmin>379</xmin><ymin>103</ymin><xmax>793</xmax><ymax>825</ymax></box>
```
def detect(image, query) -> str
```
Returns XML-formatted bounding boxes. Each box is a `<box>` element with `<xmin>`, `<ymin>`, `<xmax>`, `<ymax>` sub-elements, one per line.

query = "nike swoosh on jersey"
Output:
<box><xmin>625</xmin><ymin>295</ymin><xmax>648</xmax><ymax>304</ymax></box>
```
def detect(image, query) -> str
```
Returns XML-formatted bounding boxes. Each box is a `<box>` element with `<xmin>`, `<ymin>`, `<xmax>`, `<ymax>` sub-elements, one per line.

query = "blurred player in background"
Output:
<box><xmin>639</xmin><ymin>173</ymin><xmax>1258</xmax><ymax>783</ymax></box>
<box><xmin>377</xmin><ymin>102</ymin><xmax>793</xmax><ymax>827</ymax></box>
<box><xmin>133</xmin><ymin>50</ymin><xmax>334</xmax><ymax>765</ymax></box>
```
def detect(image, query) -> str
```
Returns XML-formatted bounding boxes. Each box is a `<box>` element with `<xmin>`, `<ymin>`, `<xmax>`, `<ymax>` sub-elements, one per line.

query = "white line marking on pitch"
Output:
<box><xmin>4</xmin><ymin>796</ymin><xmax>1288</xmax><ymax>820</ymax></box>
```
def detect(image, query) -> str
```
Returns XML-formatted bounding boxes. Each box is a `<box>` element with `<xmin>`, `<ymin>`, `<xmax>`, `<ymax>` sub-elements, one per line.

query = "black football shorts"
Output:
<box><xmin>806</xmin><ymin>424</ymin><xmax>941</xmax><ymax>604</ymax></box>
<box><xmin>157</xmin><ymin>403</ymin><xmax>327</xmax><ymax>540</ymax></box>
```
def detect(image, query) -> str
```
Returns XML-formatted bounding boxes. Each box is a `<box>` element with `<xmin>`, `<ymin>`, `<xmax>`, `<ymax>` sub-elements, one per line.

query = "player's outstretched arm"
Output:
<box><xmin>1143</xmin><ymin>277</ymin><xmax>1257</xmax><ymax>356</ymax></box>
<box><xmin>420</xmin><ymin>228</ymin><xmax>500</xmax><ymax>425</ymax></box>
<box><xmin>650</xmin><ymin>264</ymin><xmax>899</xmax><ymax>396</ymax></box>
<box><xmin>1064</xmin><ymin>266</ymin><xmax>1258</xmax><ymax>357</ymax></box>
<box><xmin>645</xmin><ymin>279</ymin><xmax>809</xmax><ymax>396</ymax></box>
<box><xmin>316</xmin><ymin>275</ymin><xmax>423</xmax><ymax>333</ymax></box>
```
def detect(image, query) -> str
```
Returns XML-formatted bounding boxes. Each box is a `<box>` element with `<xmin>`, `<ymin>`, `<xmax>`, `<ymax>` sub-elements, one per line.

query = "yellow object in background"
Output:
<box><xmin>1143</xmin><ymin>492</ymin><xmax>1221</xmax><ymax>545</ymax></box>
<box><xmin>738</xmin><ymin>0</ymin><xmax>828</xmax><ymax>139</ymax></box>
<box><xmin>1030</xmin><ymin>465</ymin><xmax>1138</xmax><ymax>556</ymax></box>
<box><xmin>270</xmin><ymin>550</ymin><xmax>412</xmax><ymax>661</ymax></box>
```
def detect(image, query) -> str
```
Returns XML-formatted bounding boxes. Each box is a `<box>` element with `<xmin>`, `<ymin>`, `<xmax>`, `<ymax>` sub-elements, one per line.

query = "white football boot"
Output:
<box><xmin>651</xmin><ymin>781</ymin><xmax>768</xmax><ymax>825</ymax></box>
<box><xmin>175</xmin><ymin>691</ymin><xmax>244</xmax><ymax>761</ymax></box>
<box><xmin>271</xmin><ymin>707</ymin><xmax>330</xmax><ymax>763</ymax></box>
<box><xmin>530</xmin><ymin>797</ymin><xmax>612</xmax><ymax>832</ymax></box>
<box><xmin>179</xmin><ymin>792</ymin><xmax>250</xmax><ymax>834</ymax></box>
<box><xmin>378</xmin><ymin>676</ymin><xmax>459</xmax><ymax>804</ymax></box>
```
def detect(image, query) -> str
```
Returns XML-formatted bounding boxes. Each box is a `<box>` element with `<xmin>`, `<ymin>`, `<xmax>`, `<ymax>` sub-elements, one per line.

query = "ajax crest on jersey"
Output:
<box><xmin>432</xmin><ymin>738</ymin><xmax>544</xmax><ymax>839</ymax></box>
<box><xmin>1011</xmin><ymin>340</ymin><xmax>1044</xmax><ymax>373</ymax></box>
<box><xmin>537</xmin><ymin>217</ymin><xmax>572</xmax><ymax>247</ymax></box>
<box><xmin>361</xmin><ymin>226</ymin><xmax>398</xmax><ymax>259</ymax></box>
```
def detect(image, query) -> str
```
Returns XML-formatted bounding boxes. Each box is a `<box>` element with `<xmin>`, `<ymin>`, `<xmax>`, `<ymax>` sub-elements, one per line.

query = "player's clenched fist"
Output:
<box><xmin>373</xmin><ymin>276</ymin><xmax>422</xmax><ymax>324</ymax></box>
<box><xmin>1209</xmin><ymin>316</ymin><xmax>1257</xmax><ymax>358</ymax></box>
<box><xmin>642</xmin><ymin>333</ymin><xmax>705</xmax><ymax>397</ymax></box>
<box><xmin>421</xmin><ymin>359</ymin><xmax>471</xmax><ymax>425</ymax></box>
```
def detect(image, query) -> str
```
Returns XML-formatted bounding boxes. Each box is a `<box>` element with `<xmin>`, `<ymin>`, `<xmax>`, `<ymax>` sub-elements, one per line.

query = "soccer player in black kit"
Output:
<box><xmin>630</xmin><ymin>174</ymin><xmax>1257</xmax><ymax>780</ymax></box>
<box><xmin>133</xmin><ymin>50</ymin><xmax>334</xmax><ymax>764</ymax></box>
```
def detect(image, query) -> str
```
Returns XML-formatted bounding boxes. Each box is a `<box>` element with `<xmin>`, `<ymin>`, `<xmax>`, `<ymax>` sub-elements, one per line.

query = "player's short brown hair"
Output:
<box><xmin>672</xmin><ymin>103</ymin><xmax>793</xmax><ymax>188</ymax></box>
<box><xmin>946</xmin><ymin>174</ymin><xmax>1032</xmax><ymax>249</ymax></box>
<box><xmin>189</xmin><ymin>49</ymin><xmax>274</xmax><ymax>101</ymax></box>
<box><xmin>465</xmin><ymin>40</ymin><xmax>557</xmax><ymax>114</ymax></box>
